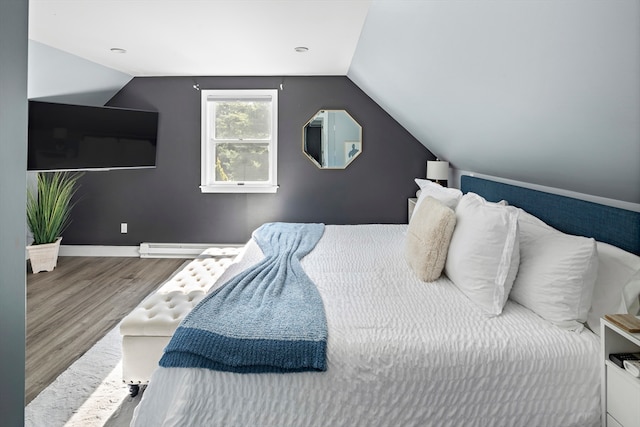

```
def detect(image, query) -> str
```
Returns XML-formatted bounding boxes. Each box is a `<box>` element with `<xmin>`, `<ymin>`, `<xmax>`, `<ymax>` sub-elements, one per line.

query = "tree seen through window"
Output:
<box><xmin>214</xmin><ymin>100</ymin><xmax>271</xmax><ymax>181</ymax></box>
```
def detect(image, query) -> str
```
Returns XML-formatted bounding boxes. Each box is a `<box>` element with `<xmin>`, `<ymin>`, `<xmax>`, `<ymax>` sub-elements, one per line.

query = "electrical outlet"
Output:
<box><xmin>121</xmin><ymin>223</ymin><xmax>128</xmax><ymax>234</ymax></box>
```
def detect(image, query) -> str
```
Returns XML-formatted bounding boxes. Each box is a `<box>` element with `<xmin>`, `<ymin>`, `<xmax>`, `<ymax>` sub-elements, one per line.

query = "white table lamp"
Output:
<box><xmin>426</xmin><ymin>160</ymin><xmax>449</xmax><ymax>186</ymax></box>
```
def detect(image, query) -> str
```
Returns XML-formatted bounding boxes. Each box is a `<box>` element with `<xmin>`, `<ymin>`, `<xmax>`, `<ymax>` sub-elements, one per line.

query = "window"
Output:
<box><xmin>200</xmin><ymin>89</ymin><xmax>278</xmax><ymax>193</ymax></box>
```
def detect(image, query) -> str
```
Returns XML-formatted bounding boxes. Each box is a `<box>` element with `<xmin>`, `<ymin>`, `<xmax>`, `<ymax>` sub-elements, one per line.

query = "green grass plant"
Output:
<box><xmin>27</xmin><ymin>172</ymin><xmax>82</xmax><ymax>245</ymax></box>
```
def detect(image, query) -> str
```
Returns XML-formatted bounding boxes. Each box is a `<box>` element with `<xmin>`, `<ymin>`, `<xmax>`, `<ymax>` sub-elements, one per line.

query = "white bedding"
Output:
<box><xmin>131</xmin><ymin>224</ymin><xmax>601</xmax><ymax>427</ymax></box>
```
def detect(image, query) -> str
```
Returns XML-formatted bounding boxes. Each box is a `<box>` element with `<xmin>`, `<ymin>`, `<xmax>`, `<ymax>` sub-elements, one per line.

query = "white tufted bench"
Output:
<box><xmin>120</xmin><ymin>247</ymin><xmax>242</xmax><ymax>396</ymax></box>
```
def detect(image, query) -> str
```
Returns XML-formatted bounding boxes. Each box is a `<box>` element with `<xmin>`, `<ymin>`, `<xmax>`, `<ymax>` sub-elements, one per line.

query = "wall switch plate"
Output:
<box><xmin>121</xmin><ymin>223</ymin><xmax>128</xmax><ymax>234</ymax></box>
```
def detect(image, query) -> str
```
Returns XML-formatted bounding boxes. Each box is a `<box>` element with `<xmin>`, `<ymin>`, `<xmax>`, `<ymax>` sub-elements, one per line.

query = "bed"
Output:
<box><xmin>130</xmin><ymin>175</ymin><xmax>640</xmax><ymax>427</ymax></box>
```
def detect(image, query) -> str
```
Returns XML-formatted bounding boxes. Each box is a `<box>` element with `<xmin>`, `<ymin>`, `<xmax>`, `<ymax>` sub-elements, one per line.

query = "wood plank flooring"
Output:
<box><xmin>26</xmin><ymin>256</ymin><xmax>186</xmax><ymax>405</ymax></box>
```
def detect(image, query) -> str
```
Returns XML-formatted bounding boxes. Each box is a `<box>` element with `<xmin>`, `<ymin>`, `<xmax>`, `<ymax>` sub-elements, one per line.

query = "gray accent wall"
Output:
<box><xmin>0</xmin><ymin>0</ymin><xmax>28</xmax><ymax>424</ymax></box>
<box><xmin>63</xmin><ymin>76</ymin><xmax>431</xmax><ymax>245</ymax></box>
<box><xmin>349</xmin><ymin>0</ymin><xmax>640</xmax><ymax>204</ymax></box>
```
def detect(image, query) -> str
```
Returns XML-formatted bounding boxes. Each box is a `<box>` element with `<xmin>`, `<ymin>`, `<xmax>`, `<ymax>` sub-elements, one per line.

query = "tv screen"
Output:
<box><xmin>28</xmin><ymin>101</ymin><xmax>159</xmax><ymax>171</ymax></box>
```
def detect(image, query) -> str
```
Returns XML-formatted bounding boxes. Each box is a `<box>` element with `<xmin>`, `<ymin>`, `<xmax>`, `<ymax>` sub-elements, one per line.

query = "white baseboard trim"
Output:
<box><xmin>59</xmin><ymin>245</ymin><xmax>140</xmax><ymax>258</ymax></box>
<box><xmin>57</xmin><ymin>243</ymin><xmax>244</xmax><ymax>258</ymax></box>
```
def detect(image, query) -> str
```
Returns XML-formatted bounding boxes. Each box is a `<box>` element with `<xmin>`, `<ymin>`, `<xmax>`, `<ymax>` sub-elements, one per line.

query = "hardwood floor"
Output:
<box><xmin>26</xmin><ymin>256</ymin><xmax>186</xmax><ymax>405</ymax></box>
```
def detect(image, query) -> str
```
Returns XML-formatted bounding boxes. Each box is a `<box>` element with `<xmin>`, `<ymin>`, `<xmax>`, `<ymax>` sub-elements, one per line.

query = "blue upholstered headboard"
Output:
<box><xmin>460</xmin><ymin>175</ymin><xmax>640</xmax><ymax>256</ymax></box>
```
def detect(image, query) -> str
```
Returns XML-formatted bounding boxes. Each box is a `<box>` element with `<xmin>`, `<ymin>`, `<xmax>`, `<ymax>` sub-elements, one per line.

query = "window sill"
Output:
<box><xmin>199</xmin><ymin>185</ymin><xmax>278</xmax><ymax>194</ymax></box>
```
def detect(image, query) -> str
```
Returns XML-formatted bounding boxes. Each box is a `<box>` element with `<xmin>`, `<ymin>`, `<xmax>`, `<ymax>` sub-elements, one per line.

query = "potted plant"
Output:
<box><xmin>26</xmin><ymin>171</ymin><xmax>82</xmax><ymax>273</ymax></box>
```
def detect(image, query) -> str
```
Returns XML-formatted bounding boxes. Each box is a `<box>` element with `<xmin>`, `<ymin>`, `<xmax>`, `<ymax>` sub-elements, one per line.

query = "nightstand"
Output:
<box><xmin>408</xmin><ymin>198</ymin><xmax>417</xmax><ymax>223</ymax></box>
<box><xmin>601</xmin><ymin>317</ymin><xmax>640</xmax><ymax>427</ymax></box>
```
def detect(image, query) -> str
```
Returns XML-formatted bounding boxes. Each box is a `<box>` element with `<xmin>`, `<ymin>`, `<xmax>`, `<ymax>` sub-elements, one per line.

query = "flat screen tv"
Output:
<box><xmin>28</xmin><ymin>100</ymin><xmax>159</xmax><ymax>171</ymax></box>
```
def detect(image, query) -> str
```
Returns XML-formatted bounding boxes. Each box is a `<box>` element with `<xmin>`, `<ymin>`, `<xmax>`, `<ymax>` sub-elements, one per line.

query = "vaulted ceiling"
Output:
<box><xmin>28</xmin><ymin>0</ymin><xmax>640</xmax><ymax>204</ymax></box>
<box><xmin>349</xmin><ymin>1</ymin><xmax>640</xmax><ymax>205</ymax></box>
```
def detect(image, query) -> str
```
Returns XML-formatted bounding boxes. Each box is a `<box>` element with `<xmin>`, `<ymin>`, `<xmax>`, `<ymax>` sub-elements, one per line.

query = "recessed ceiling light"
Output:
<box><xmin>110</xmin><ymin>47</ymin><xmax>127</xmax><ymax>54</ymax></box>
<box><xmin>294</xmin><ymin>46</ymin><xmax>309</xmax><ymax>53</ymax></box>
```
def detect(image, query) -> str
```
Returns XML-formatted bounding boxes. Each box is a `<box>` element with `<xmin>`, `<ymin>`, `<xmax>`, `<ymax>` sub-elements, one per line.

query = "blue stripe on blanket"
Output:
<box><xmin>159</xmin><ymin>222</ymin><xmax>327</xmax><ymax>373</ymax></box>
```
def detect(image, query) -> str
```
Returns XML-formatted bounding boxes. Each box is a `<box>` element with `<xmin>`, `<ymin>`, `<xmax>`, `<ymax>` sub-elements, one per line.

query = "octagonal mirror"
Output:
<box><xmin>303</xmin><ymin>110</ymin><xmax>362</xmax><ymax>169</ymax></box>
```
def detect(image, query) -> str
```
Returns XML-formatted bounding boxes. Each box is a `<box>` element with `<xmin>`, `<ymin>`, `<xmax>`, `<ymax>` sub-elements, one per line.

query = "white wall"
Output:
<box><xmin>28</xmin><ymin>40</ymin><xmax>132</xmax><ymax>106</ymax></box>
<box><xmin>349</xmin><ymin>0</ymin><xmax>640</xmax><ymax>204</ymax></box>
<box><xmin>0</xmin><ymin>0</ymin><xmax>28</xmax><ymax>424</ymax></box>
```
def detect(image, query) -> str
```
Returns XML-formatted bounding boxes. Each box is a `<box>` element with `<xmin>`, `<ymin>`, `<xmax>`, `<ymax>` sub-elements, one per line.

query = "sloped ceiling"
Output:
<box><xmin>348</xmin><ymin>0</ymin><xmax>640</xmax><ymax>204</ymax></box>
<box><xmin>28</xmin><ymin>0</ymin><xmax>639</xmax><ymax>204</ymax></box>
<box><xmin>28</xmin><ymin>40</ymin><xmax>132</xmax><ymax>106</ymax></box>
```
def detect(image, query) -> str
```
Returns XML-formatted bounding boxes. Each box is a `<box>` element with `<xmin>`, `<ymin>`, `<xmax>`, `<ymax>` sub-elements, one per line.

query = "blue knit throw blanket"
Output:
<box><xmin>159</xmin><ymin>222</ymin><xmax>327</xmax><ymax>373</ymax></box>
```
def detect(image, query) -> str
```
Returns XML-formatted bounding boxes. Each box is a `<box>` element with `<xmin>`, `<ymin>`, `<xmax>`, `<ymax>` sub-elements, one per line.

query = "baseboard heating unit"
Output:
<box><xmin>139</xmin><ymin>242</ymin><xmax>244</xmax><ymax>259</ymax></box>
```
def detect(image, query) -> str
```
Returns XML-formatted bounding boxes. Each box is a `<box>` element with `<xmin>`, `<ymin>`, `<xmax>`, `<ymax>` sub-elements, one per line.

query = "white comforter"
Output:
<box><xmin>131</xmin><ymin>224</ymin><xmax>601</xmax><ymax>427</ymax></box>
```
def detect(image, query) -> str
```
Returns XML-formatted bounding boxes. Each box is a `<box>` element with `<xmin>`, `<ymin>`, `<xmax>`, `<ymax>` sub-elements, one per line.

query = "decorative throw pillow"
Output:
<box><xmin>444</xmin><ymin>192</ymin><xmax>520</xmax><ymax>316</ymax></box>
<box><xmin>586</xmin><ymin>241</ymin><xmax>640</xmax><ymax>335</ymax></box>
<box><xmin>510</xmin><ymin>210</ymin><xmax>598</xmax><ymax>332</ymax></box>
<box><xmin>414</xmin><ymin>179</ymin><xmax>462</xmax><ymax>212</ymax></box>
<box><xmin>405</xmin><ymin>197</ymin><xmax>457</xmax><ymax>282</ymax></box>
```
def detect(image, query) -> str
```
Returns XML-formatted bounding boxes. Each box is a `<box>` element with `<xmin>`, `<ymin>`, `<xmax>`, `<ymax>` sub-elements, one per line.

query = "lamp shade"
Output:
<box><xmin>426</xmin><ymin>161</ymin><xmax>449</xmax><ymax>181</ymax></box>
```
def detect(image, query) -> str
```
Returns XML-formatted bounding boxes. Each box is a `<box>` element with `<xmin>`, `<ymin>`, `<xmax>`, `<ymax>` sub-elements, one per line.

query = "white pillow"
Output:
<box><xmin>405</xmin><ymin>196</ymin><xmax>457</xmax><ymax>282</ymax></box>
<box><xmin>414</xmin><ymin>179</ymin><xmax>462</xmax><ymax>212</ymax></box>
<box><xmin>622</xmin><ymin>270</ymin><xmax>640</xmax><ymax>316</ymax></box>
<box><xmin>510</xmin><ymin>210</ymin><xmax>598</xmax><ymax>332</ymax></box>
<box><xmin>586</xmin><ymin>241</ymin><xmax>640</xmax><ymax>335</ymax></box>
<box><xmin>444</xmin><ymin>193</ymin><xmax>520</xmax><ymax>316</ymax></box>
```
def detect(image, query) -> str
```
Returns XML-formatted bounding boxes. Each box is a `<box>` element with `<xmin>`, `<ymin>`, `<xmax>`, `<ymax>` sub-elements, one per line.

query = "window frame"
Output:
<box><xmin>200</xmin><ymin>89</ymin><xmax>278</xmax><ymax>193</ymax></box>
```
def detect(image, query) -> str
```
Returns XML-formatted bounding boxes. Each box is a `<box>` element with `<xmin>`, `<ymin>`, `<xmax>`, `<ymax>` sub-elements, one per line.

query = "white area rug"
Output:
<box><xmin>25</xmin><ymin>323</ymin><xmax>139</xmax><ymax>427</ymax></box>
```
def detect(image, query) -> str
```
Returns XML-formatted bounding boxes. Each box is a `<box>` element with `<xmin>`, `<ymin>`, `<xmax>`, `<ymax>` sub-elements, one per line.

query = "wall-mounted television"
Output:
<box><xmin>28</xmin><ymin>100</ymin><xmax>159</xmax><ymax>171</ymax></box>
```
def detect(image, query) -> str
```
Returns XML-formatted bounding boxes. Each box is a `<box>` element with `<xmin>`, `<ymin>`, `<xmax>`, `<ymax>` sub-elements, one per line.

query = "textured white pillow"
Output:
<box><xmin>414</xmin><ymin>179</ymin><xmax>462</xmax><ymax>212</ymax></box>
<box><xmin>405</xmin><ymin>196</ymin><xmax>457</xmax><ymax>282</ymax></box>
<box><xmin>586</xmin><ymin>242</ymin><xmax>640</xmax><ymax>335</ymax></box>
<box><xmin>444</xmin><ymin>193</ymin><xmax>520</xmax><ymax>316</ymax></box>
<box><xmin>510</xmin><ymin>210</ymin><xmax>598</xmax><ymax>332</ymax></box>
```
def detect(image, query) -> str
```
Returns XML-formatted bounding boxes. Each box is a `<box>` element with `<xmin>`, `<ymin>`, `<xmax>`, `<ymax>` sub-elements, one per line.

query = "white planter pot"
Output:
<box><xmin>27</xmin><ymin>237</ymin><xmax>62</xmax><ymax>273</ymax></box>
